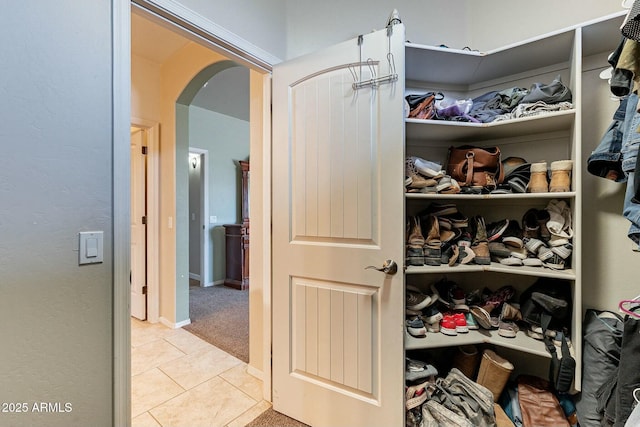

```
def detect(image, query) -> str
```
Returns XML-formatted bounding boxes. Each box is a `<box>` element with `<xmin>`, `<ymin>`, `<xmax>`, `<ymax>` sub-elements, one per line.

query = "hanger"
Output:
<box><xmin>618</xmin><ymin>298</ymin><xmax>640</xmax><ymax>318</ymax></box>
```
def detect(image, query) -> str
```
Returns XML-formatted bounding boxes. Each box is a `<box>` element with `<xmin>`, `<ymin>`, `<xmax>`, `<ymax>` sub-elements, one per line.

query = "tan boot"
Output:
<box><xmin>475</xmin><ymin>349</ymin><xmax>514</xmax><ymax>402</ymax></box>
<box><xmin>527</xmin><ymin>162</ymin><xmax>548</xmax><ymax>193</ymax></box>
<box><xmin>451</xmin><ymin>345</ymin><xmax>480</xmax><ymax>379</ymax></box>
<box><xmin>549</xmin><ymin>160</ymin><xmax>573</xmax><ymax>192</ymax></box>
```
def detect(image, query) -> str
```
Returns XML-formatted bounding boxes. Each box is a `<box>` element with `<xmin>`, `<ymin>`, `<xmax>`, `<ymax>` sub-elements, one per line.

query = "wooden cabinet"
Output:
<box><xmin>224</xmin><ymin>160</ymin><xmax>249</xmax><ymax>290</ymax></box>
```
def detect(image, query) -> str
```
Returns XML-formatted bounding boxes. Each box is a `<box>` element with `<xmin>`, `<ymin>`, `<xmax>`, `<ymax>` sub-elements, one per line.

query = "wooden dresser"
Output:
<box><xmin>224</xmin><ymin>160</ymin><xmax>249</xmax><ymax>290</ymax></box>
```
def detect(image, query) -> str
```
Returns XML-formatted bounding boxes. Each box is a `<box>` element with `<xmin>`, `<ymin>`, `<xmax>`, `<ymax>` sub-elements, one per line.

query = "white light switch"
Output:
<box><xmin>210</xmin><ymin>216</ymin><xmax>217</xmax><ymax>224</ymax></box>
<box><xmin>79</xmin><ymin>231</ymin><xmax>104</xmax><ymax>265</ymax></box>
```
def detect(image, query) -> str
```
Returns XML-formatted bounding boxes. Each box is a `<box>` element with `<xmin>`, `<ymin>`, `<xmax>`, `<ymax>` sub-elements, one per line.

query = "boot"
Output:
<box><xmin>471</xmin><ymin>216</ymin><xmax>490</xmax><ymax>265</ymax></box>
<box><xmin>405</xmin><ymin>157</ymin><xmax>436</xmax><ymax>189</ymax></box>
<box><xmin>406</xmin><ymin>216</ymin><xmax>425</xmax><ymax>266</ymax></box>
<box><xmin>423</xmin><ymin>215</ymin><xmax>441</xmax><ymax>266</ymax></box>
<box><xmin>527</xmin><ymin>162</ymin><xmax>548</xmax><ymax>193</ymax></box>
<box><xmin>475</xmin><ymin>349</ymin><xmax>514</xmax><ymax>402</ymax></box>
<box><xmin>549</xmin><ymin>160</ymin><xmax>573</xmax><ymax>192</ymax></box>
<box><xmin>451</xmin><ymin>345</ymin><xmax>480</xmax><ymax>379</ymax></box>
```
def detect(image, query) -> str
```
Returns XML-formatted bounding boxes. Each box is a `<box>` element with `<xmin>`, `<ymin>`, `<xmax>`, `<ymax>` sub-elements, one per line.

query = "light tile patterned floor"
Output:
<box><xmin>131</xmin><ymin>318</ymin><xmax>270</xmax><ymax>427</ymax></box>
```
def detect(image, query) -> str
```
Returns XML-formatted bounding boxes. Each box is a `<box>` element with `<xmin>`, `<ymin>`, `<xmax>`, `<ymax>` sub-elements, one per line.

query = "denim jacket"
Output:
<box><xmin>587</xmin><ymin>96</ymin><xmax>628</xmax><ymax>183</ymax></box>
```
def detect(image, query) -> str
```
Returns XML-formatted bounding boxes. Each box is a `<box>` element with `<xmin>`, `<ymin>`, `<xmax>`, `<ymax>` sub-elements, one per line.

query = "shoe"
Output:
<box><xmin>458</xmin><ymin>245</ymin><xmax>476</xmax><ymax>264</ymax></box>
<box><xmin>422</xmin><ymin>305</ymin><xmax>444</xmax><ymax>324</ymax></box>
<box><xmin>443</xmin><ymin>211</ymin><xmax>469</xmax><ymax>228</ymax></box>
<box><xmin>406</xmin><ymin>357</ymin><xmax>438</xmax><ymax>382</ymax></box>
<box><xmin>499</xmin><ymin>256</ymin><xmax>523</xmax><ymax>266</ymax></box>
<box><xmin>451</xmin><ymin>345</ymin><xmax>480</xmax><ymax>379</ymax></box>
<box><xmin>523</xmin><ymin>236</ymin><xmax>546</xmax><ymax>256</ymax></box>
<box><xmin>423</xmin><ymin>215</ymin><xmax>442</xmax><ymax>266</ymax></box>
<box><xmin>501</xmin><ymin>219</ymin><xmax>523</xmax><ymax>248</ymax></box>
<box><xmin>475</xmin><ymin>350</ymin><xmax>514</xmax><ymax>402</ymax></box>
<box><xmin>450</xmin><ymin>286</ymin><xmax>469</xmax><ymax>311</ymax></box>
<box><xmin>465</xmin><ymin>312</ymin><xmax>479</xmax><ymax>330</ymax></box>
<box><xmin>413</xmin><ymin>156</ymin><xmax>444</xmax><ymax>178</ymax></box>
<box><xmin>498</xmin><ymin>320</ymin><xmax>519</xmax><ymax>338</ymax></box>
<box><xmin>406</xmin><ymin>316</ymin><xmax>427</xmax><ymax>337</ymax></box>
<box><xmin>441</xmin><ymin>244</ymin><xmax>459</xmax><ymax>266</ymax></box>
<box><xmin>471</xmin><ymin>216</ymin><xmax>491</xmax><ymax>265</ymax></box>
<box><xmin>406</xmin><ymin>289</ymin><xmax>431</xmax><ymax>311</ymax></box>
<box><xmin>522</xmin><ymin>256</ymin><xmax>544</xmax><ymax>267</ymax></box>
<box><xmin>405</xmin><ymin>157</ymin><xmax>433</xmax><ymax>189</ymax></box>
<box><xmin>486</xmin><ymin>219</ymin><xmax>509</xmax><ymax>242</ymax></box>
<box><xmin>527</xmin><ymin>161</ymin><xmax>548</xmax><ymax>192</ymax></box>
<box><xmin>453</xmin><ymin>312</ymin><xmax>469</xmax><ymax>333</ymax></box>
<box><xmin>501</xmin><ymin>302</ymin><xmax>523</xmax><ymax>321</ymax></box>
<box><xmin>440</xmin><ymin>314</ymin><xmax>457</xmax><ymax>336</ymax></box>
<box><xmin>536</xmin><ymin>209</ymin><xmax>551</xmax><ymax>243</ymax></box>
<box><xmin>439</xmin><ymin>177</ymin><xmax>461</xmax><ymax>194</ymax></box>
<box><xmin>549</xmin><ymin>160</ymin><xmax>573</xmax><ymax>192</ymax></box>
<box><xmin>470</xmin><ymin>305</ymin><xmax>495</xmax><ymax>330</ymax></box>
<box><xmin>406</xmin><ymin>216</ymin><xmax>425</xmax><ymax>265</ymax></box>
<box><xmin>423</xmin><ymin>202</ymin><xmax>458</xmax><ymax>217</ymax></box>
<box><xmin>489</xmin><ymin>241</ymin><xmax>512</xmax><ymax>259</ymax></box>
<box><xmin>521</xmin><ymin>209</ymin><xmax>541</xmax><ymax>240</ymax></box>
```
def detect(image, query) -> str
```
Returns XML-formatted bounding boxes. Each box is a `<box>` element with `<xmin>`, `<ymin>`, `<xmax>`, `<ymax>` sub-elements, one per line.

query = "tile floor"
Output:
<box><xmin>131</xmin><ymin>318</ymin><xmax>271</xmax><ymax>427</ymax></box>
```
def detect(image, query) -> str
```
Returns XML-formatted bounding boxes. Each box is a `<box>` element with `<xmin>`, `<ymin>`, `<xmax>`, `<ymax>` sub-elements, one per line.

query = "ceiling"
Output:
<box><xmin>131</xmin><ymin>11</ymin><xmax>249</xmax><ymax>121</ymax></box>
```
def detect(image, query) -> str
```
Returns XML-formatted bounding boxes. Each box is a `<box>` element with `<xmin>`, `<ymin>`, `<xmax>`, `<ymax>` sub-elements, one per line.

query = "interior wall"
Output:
<box><xmin>188</xmin><ymin>153</ymin><xmax>202</xmax><ymax>277</ymax></box>
<box><xmin>162</xmin><ymin>0</ymin><xmax>287</xmax><ymax>61</ymax></box>
<box><xmin>0</xmin><ymin>1</ymin><xmax>114</xmax><ymax>426</ymax></box>
<box><xmin>188</xmin><ymin>105</ymin><xmax>250</xmax><ymax>285</ymax></box>
<box><xmin>468</xmin><ymin>0</ymin><xmax>623</xmax><ymax>51</ymax></box>
<box><xmin>284</xmin><ymin>0</ymin><xmax>469</xmax><ymax>59</ymax></box>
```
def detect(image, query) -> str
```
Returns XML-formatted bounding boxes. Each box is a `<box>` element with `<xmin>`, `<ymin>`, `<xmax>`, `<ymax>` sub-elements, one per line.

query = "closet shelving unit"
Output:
<box><xmin>402</xmin><ymin>11</ymin><xmax>626</xmax><ymax>393</ymax></box>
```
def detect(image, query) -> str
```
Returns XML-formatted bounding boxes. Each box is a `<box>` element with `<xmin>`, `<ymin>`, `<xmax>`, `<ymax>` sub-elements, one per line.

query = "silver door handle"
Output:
<box><xmin>365</xmin><ymin>259</ymin><xmax>398</xmax><ymax>275</ymax></box>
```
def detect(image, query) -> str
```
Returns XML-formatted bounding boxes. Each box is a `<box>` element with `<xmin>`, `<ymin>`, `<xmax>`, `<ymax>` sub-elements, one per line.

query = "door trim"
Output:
<box><xmin>132</xmin><ymin>118</ymin><xmax>161</xmax><ymax>323</ymax></box>
<box><xmin>188</xmin><ymin>147</ymin><xmax>211</xmax><ymax>287</ymax></box>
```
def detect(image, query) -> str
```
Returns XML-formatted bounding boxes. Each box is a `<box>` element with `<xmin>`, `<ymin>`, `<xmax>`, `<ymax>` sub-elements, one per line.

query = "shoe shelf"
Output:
<box><xmin>405</xmin><ymin>192</ymin><xmax>577</xmax><ymax>201</ymax></box>
<box><xmin>405</xmin><ymin>109</ymin><xmax>576</xmax><ymax>142</ymax></box>
<box><xmin>405</xmin><ymin>263</ymin><xmax>576</xmax><ymax>280</ymax></box>
<box><xmin>404</xmin><ymin>328</ymin><xmax>576</xmax><ymax>361</ymax></box>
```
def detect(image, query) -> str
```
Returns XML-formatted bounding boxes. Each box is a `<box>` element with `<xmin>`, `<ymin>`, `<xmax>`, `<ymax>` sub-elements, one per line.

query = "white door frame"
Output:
<box><xmin>131</xmin><ymin>118</ymin><xmax>161</xmax><ymax>323</ymax></box>
<box><xmin>188</xmin><ymin>147</ymin><xmax>211</xmax><ymax>287</ymax></box>
<box><xmin>113</xmin><ymin>0</ymin><xmax>276</xmax><ymax>423</ymax></box>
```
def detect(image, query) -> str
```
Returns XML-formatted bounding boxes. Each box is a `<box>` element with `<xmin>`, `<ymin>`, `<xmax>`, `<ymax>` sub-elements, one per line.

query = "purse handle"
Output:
<box><xmin>462</xmin><ymin>150</ymin><xmax>505</xmax><ymax>187</ymax></box>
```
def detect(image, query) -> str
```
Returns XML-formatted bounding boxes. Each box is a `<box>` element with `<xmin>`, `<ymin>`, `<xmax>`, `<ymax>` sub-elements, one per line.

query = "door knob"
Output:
<box><xmin>365</xmin><ymin>259</ymin><xmax>398</xmax><ymax>275</ymax></box>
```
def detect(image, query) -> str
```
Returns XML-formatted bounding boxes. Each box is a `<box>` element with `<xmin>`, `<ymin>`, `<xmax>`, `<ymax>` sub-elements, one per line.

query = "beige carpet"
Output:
<box><xmin>183</xmin><ymin>284</ymin><xmax>249</xmax><ymax>363</ymax></box>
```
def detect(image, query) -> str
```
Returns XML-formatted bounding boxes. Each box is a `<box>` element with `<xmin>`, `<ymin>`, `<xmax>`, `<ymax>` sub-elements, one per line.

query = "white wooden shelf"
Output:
<box><xmin>405</xmin><ymin>192</ymin><xmax>577</xmax><ymax>201</ymax></box>
<box><xmin>405</xmin><ymin>262</ymin><xmax>576</xmax><ymax>280</ymax></box>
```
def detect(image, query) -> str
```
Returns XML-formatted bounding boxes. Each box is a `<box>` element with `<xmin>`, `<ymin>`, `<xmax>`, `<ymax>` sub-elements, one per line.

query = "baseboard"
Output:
<box><xmin>189</xmin><ymin>272</ymin><xmax>201</xmax><ymax>281</ymax></box>
<box><xmin>247</xmin><ymin>365</ymin><xmax>263</xmax><ymax>381</ymax></box>
<box><xmin>201</xmin><ymin>279</ymin><xmax>225</xmax><ymax>287</ymax></box>
<box><xmin>159</xmin><ymin>316</ymin><xmax>192</xmax><ymax>329</ymax></box>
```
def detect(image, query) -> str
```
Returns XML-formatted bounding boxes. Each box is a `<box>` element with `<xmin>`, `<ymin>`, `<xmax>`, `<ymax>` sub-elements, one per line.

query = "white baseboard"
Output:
<box><xmin>159</xmin><ymin>316</ymin><xmax>192</xmax><ymax>329</ymax></box>
<box><xmin>247</xmin><ymin>365</ymin><xmax>263</xmax><ymax>382</ymax></box>
<box><xmin>189</xmin><ymin>272</ymin><xmax>201</xmax><ymax>281</ymax></box>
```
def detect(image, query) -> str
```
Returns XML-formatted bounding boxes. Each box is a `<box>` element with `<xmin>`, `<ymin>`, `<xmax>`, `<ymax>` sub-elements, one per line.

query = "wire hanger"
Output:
<box><xmin>618</xmin><ymin>298</ymin><xmax>640</xmax><ymax>318</ymax></box>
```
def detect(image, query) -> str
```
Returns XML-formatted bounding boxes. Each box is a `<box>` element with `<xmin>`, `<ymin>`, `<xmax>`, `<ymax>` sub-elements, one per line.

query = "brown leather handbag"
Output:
<box><xmin>446</xmin><ymin>145</ymin><xmax>505</xmax><ymax>189</ymax></box>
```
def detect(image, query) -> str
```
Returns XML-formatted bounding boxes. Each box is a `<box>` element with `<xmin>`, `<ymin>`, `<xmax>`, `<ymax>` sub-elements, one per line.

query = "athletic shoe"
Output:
<box><xmin>406</xmin><ymin>290</ymin><xmax>431</xmax><ymax>311</ymax></box>
<box><xmin>465</xmin><ymin>312</ymin><xmax>479</xmax><ymax>330</ymax></box>
<box><xmin>440</xmin><ymin>315</ymin><xmax>457</xmax><ymax>336</ymax></box>
<box><xmin>406</xmin><ymin>316</ymin><xmax>427</xmax><ymax>338</ymax></box>
<box><xmin>422</xmin><ymin>305</ymin><xmax>443</xmax><ymax>324</ymax></box>
<box><xmin>453</xmin><ymin>312</ymin><xmax>469</xmax><ymax>333</ymax></box>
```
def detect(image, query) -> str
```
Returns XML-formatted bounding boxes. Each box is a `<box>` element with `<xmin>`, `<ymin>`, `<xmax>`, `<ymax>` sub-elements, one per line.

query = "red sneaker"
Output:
<box><xmin>453</xmin><ymin>312</ymin><xmax>469</xmax><ymax>333</ymax></box>
<box><xmin>440</xmin><ymin>314</ymin><xmax>457</xmax><ymax>336</ymax></box>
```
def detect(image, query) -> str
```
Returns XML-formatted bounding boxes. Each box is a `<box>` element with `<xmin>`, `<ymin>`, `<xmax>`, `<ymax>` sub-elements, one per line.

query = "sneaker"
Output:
<box><xmin>498</xmin><ymin>320</ymin><xmax>518</xmax><ymax>338</ymax></box>
<box><xmin>423</xmin><ymin>202</ymin><xmax>458</xmax><ymax>217</ymax></box>
<box><xmin>486</xmin><ymin>219</ymin><xmax>509</xmax><ymax>242</ymax></box>
<box><xmin>422</xmin><ymin>305</ymin><xmax>444</xmax><ymax>324</ymax></box>
<box><xmin>405</xmin><ymin>357</ymin><xmax>438</xmax><ymax>382</ymax></box>
<box><xmin>440</xmin><ymin>315</ymin><xmax>457</xmax><ymax>336</ymax></box>
<box><xmin>406</xmin><ymin>316</ymin><xmax>427</xmax><ymax>337</ymax></box>
<box><xmin>488</xmin><ymin>241</ymin><xmax>512</xmax><ymax>258</ymax></box>
<box><xmin>406</xmin><ymin>290</ymin><xmax>431</xmax><ymax>311</ymax></box>
<box><xmin>413</xmin><ymin>156</ymin><xmax>444</xmax><ymax>178</ymax></box>
<box><xmin>443</xmin><ymin>211</ymin><xmax>469</xmax><ymax>228</ymax></box>
<box><xmin>450</xmin><ymin>286</ymin><xmax>469</xmax><ymax>312</ymax></box>
<box><xmin>452</xmin><ymin>312</ymin><xmax>469</xmax><ymax>333</ymax></box>
<box><xmin>465</xmin><ymin>312</ymin><xmax>479</xmax><ymax>330</ymax></box>
<box><xmin>499</xmin><ymin>256</ymin><xmax>523</xmax><ymax>266</ymax></box>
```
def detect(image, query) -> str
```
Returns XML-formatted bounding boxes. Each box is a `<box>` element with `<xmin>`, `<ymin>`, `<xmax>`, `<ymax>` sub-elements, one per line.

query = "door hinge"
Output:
<box><xmin>142</xmin><ymin>216</ymin><xmax>147</xmax><ymax>225</ymax></box>
<box><xmin>142</xmin><ymin>285</ymin><xmax>147</xmax><ymax>295</ymax></box>
<box><xmin>142</xmin><ymin>146</ymin><xmax>148</xmax><ymax>155</ymax></box>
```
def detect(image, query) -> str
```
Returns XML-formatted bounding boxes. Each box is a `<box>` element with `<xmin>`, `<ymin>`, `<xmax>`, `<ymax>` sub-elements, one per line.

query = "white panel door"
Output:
<box><xmin>272</xmin><ymin>24</ymin><xmax>406</xmax><ymax>427</ymax></box>
<box><xmin>130</xmin><ymin>129</ymin><xmax>147</xmax><ymax>320</ymax></box>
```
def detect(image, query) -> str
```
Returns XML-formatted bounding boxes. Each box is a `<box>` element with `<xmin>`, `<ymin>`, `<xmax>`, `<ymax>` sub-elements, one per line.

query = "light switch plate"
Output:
<box><xmin>79</xmin><ymin>231</ymin><xmax>104</xmax><ymax>265</ymax></box>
